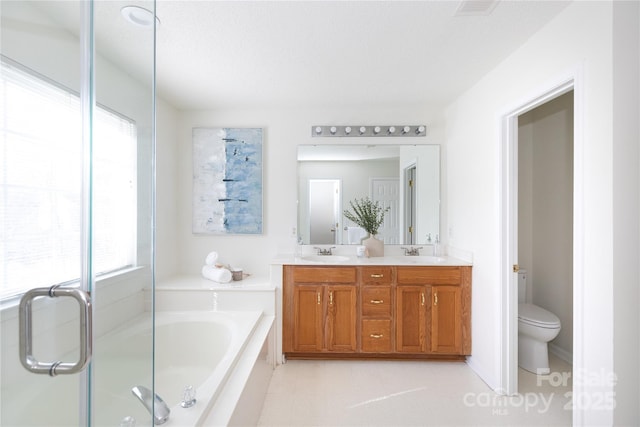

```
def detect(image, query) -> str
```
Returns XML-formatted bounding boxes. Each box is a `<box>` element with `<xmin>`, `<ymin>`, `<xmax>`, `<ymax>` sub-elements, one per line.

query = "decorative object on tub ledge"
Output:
<box><xmin>343</xmin><ymin>197</ymin><xmax>389</xmax><ymax>257</ymax></box>
<box><xmin>205</xmin><ymin>251</ymin><xmax>219</xmax><ymax>266</ymax></box>
<box><xmin>231</xmin><ymin>268</ymin><xmax>243</xmax><ymax>281</ymax></box>
<box><xmin>202</xmin><ymin>265</ymin><xmax>232</xmax><ymax>283</ymax></box>
<box><xmin>311</xmin><ymin>125</ymin><xmax>426</xmax><ymax>137</ymax></box>
<box><xmin>192</xmin><ymin>127</ymin><xmax>263</xmax><ymax>234</ymax></box>
<box><xmin>202</xmin><ymin>251</ymin><xmax>232</xmax><ymax>282</ymax></box>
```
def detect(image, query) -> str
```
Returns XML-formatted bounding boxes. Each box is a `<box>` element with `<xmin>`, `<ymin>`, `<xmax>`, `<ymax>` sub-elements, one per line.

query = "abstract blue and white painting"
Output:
<box><xmin>192</xmin><ymin>127</ymin><xmax>263</xmax><ymax>234</ymax></box>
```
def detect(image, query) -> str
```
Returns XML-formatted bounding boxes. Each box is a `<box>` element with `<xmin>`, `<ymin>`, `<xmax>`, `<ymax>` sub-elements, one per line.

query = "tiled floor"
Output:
<box><xmin>257</xmin><ymin>355</ymin><xmax>572</xmax><ymax>426</ymax></box>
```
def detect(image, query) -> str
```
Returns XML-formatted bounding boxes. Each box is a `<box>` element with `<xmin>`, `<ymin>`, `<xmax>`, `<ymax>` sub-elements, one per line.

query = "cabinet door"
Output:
<box><xmin>431</xmin><ymin>285</ymin><xmax>462</xmax><ymax>354</ymax></box>
<box><xmin>362</xmin><ymin>319</ymin><xmax>392</xmax><ymax>352</ymax></box>
<box><xmin>326</xmin><ymin>285</ymin><xmax>357</xmax><ymax>352</ymax></box>
<box><xmin>292</xmin><ymin>284</ymin><xmax>324</xmax><ymax>352</ymax></box>
<box><xmin>395</xmin><ymin>285</ymin><xmax>427</xmax><ymax>353</ymax></box>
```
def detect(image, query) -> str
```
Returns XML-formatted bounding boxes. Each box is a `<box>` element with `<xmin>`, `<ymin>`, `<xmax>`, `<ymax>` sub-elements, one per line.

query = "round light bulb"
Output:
<box><xmin>315</xmin><ymin>126</ymin><xmax>322</xmax><ymax>135</ymax></box>
<box><xmin>344</xmin><ymin>126</ymin><xmax>352</xmax><ymax>135</ymax></box>
<box><xmin>373</xmin><ymin>126</ymin><xmax>381</xmax><ymax>134</ymax></box>
<box><xmin>330</xmin><ymin>126</ymin><xmax>337</xmax><ymax>135</ymax></box>
<box><xmin>402</xmin><ymin>126</ymin><xmax>411</xmax><ymax>134</ymax></box>
<box><xmin>416</xmin><ymin>126</ymin><xmax>426</xmax><ymax>134</ymax></box>
<box><xmin>388</xmin><ymin>126</ymin><xmax>396</xmax><ymax>134</ymax></box>
<box><xmin>121</xmin><ymin>5</ymin><xmax>160</xmax><ymax>28</ymax></box>
<box><xmin>359</xmin><ymin>126</ymin><xmax>367</xmax><ymax>135</ymax></box>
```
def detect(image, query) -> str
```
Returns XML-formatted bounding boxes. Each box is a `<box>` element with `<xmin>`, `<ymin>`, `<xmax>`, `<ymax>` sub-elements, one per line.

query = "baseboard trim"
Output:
<box><xmin>549</xmin><ymin>342</ymin><xmax>573</xmax><ymax>365</ymax></box>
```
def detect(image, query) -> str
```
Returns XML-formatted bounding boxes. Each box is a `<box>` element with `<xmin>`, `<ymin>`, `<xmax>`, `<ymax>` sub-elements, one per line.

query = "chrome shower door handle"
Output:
<box><xmin>19</xmin><ymin>286</ymin><xmax>93</xmax><ymax>376</ymax></box>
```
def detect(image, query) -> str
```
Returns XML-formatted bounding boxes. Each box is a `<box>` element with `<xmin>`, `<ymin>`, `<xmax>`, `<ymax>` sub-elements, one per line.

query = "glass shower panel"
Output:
<box><xmin>92</xmin><ymin>1</ymin><xmax>156</xmax><ymax>425</ymax></box>
<box><xmin>0</xmin><ymin>1</ymin><xmax>156</xmax><ymax>425</ymax></box>
<box><xmin>1</xmin><ymin>1</ymin><xmax>86</xmax><ymax>425</ymax></box>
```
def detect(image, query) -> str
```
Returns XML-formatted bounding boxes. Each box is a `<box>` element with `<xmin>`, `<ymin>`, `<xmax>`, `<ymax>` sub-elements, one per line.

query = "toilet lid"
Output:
<box><xmin>518</xmin><ymin>303</ymin><xmax>561</xmax><ymax>328</ymax></box>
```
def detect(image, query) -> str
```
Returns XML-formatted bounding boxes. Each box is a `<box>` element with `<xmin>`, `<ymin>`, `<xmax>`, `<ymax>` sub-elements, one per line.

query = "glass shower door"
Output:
<box><xmin>0</xmin><ymin>1</ymin><xmax>156</xmax><ymax>425</ymax></box>
<box><xmin>92</xmin><ymin>0</ymin><xmax>157</xmax><ymax>425</ymax></box>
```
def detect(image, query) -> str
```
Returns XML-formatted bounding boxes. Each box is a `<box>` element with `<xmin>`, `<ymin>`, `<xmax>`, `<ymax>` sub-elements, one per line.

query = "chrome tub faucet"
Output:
<box><xmin>131</xmin><ymin>385</ymin><xmax>170</xmax><ymax>425</ymax></box>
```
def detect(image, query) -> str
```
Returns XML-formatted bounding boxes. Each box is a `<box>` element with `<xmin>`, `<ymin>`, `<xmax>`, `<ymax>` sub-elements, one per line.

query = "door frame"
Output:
<box><xmin>499</xmin><ymin>66</ymin><xmax>584</xmax><ymax>419</ymax></box>
<box><xmin>403</xmin><ymin>164</ymin><xmax>417</xmax><ymax>244</ymax></box>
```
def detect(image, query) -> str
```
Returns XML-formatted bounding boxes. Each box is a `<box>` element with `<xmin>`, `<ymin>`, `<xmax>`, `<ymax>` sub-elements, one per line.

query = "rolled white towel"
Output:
<box><xmin>205</xmin><ymin>251</ymin><xmax>219</xmax><ymax>266</ymax></box>
<box><xmin>201</xmin><ymin>265</ymin><xmax>232</xmax><ymax>283</ymax></box>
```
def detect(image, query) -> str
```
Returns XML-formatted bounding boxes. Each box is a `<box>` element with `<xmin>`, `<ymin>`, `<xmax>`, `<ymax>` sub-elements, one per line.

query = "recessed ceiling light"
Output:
<box><xmin>121</xmin><ymin>5</ymin><xmax>160</xmax><ymax>28</ymax></box>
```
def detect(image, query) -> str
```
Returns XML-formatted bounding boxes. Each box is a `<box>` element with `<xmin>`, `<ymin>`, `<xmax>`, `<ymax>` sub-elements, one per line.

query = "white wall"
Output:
<box><xmin>612</xmin><ymin>1</ymin><xmax>640</xmax><ymax>425</ymax></box>
<box><xmin>518</xmin><ymin>92</ymin><xmax>574</xmax><ymax>360</ymax></box>
<box><xmin>174</xmin><ymin>107</ymin><xmax>443</xmax><ymax>277</ymax></box>
<box><xmin>155</xmin><ymin>99</ymin><xmax>180</xmax><ymax>280</ymax></box>
<box><xmin>445</xmin><ymin>1</ymin><xmax>639</xmax><ymax>423</ymax></box>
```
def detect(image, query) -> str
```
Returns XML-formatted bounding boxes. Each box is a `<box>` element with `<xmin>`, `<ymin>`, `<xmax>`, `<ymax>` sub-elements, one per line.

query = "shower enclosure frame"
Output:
<box><xmin>0</xmin><ymin>1</ymin><xmax>157</xmax><ymax>425</ymax></box>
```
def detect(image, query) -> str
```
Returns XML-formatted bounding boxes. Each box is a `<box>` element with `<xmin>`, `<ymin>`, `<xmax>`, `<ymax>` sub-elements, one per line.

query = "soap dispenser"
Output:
<box><xmin>294</xmin><ymin>235</ymin><xmax>303</xmax><ymax>259</ymax></box>
<box><xmin>433</xmin><ymin>234</ymin><xmax>441</xmax><ymax>256</ymax></box>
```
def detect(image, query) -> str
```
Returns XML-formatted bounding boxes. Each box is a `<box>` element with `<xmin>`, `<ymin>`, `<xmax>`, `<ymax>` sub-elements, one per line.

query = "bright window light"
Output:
<box><xmin>0</xmin><ymin>57</ymin><xmax>137</xmax><ymax>299</ymax></box>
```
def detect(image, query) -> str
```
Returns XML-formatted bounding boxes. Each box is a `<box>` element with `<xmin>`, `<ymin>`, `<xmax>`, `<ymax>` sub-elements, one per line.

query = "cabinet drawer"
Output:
<box><xmin>360</xmin><ymin>267</ymin><xmax>393</xmax><ymax>285</ymax></box>
<box><xmin>292</xmin><ymin>267</ymin><xmax>356</xmax><ymax>283</ymax></box>
<box><xmin>397</xmin><ymin>267</ymin><xmax>461</xmax><ymax>285</ymax></box>
<box><xmin>361</xmin><ymin>287</ymin><xmax>392</xmax><ymax>317</ymax></box>
<box><xmin>362</xmin><ymin>319</ymin><xmax>392</xmax><ymax>352</ymax></box>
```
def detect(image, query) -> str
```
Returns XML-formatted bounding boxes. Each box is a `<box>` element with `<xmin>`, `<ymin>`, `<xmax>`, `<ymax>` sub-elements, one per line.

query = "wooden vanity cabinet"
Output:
<box><xmin>283</xmin><ymin>266</ymin><xmax>357</xmax><ymax>354</ymax></box>
<box><xmin>396</xmin><ymin>266</ymin><xmax>472</xmax><ymax>355</ymax></box>
<box><xmin>283</xmin><ymin>264</ymin><xmax>471</xmax><ymax>359</ymax></box>
<box><xmin>360</xmin><ymin>267</ymin><xmax>393</xmax><ymax>353</ymax></box>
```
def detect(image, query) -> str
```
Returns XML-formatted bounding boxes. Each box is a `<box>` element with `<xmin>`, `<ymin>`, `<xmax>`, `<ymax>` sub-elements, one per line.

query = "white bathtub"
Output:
<box><xmin>96</xmin><ymin>310</ymin><xmax>274</xmax><ymax>426</ymax></box>
<box><xmin>2</xmin><ymin>309</ymin><xmax>274</xmax><ymax>427</ymax></box>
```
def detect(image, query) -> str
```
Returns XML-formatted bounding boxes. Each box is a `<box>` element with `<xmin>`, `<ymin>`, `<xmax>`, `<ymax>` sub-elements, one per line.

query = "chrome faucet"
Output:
<box><xmin>131</xmin><ymin>385</ymin><xmax>170</xmax><ymax>425</ymax></box>
<box><xmin>401</xmin><ymin>246</ymin><xmax>423</xmax><ymax>256</ymax></box>
<box><xmin>313</xmin><ymin>246</ymin><xmax>335</xmax><ymax>255</ymax></box>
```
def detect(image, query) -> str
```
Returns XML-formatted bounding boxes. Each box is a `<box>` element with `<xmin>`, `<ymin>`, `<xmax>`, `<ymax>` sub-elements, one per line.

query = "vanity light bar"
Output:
<box><xmin>311</xmin><ymin>125</ymin><xmax>427</xmax><ymax>137</ymax></box>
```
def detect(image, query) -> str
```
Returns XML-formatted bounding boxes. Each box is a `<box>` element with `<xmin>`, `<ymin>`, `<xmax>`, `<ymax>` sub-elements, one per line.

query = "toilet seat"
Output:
<box><xmin>518</xmin><ymin>303</ymin><xmax>561</xmax><ymax>329</ymax></box>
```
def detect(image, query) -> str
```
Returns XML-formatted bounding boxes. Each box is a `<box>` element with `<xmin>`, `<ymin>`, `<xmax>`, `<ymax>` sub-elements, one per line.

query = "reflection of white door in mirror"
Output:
<box><xmin>404</xmin><ymin>165</ymin><xmax>417</xmax><ymax>244</ymax></box>
<box><xmin>309</xmin><ymin>179</ymin><xmax>341</xmax><ymax>244</ymax></box>
<box><xmin>371</xmin><ymin>178</ymin><xmax>399</xmax><ymax>244</ymax></box>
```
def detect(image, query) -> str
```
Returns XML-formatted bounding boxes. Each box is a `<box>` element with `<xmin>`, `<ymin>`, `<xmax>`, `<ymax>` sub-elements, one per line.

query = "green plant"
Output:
<box><xmin>343</xmin><ymin>197</ymin><xmax>390</xmax><ymax>236</ymax></box>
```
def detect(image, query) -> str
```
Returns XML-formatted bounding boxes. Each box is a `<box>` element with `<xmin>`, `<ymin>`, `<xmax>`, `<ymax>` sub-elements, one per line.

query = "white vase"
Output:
<box><xmin>363</xmin><ymin>235</ymin><xmax>384</xmax><ymax>257</ymax></box>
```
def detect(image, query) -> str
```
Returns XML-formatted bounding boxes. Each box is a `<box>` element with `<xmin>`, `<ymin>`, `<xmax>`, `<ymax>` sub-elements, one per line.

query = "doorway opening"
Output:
<box><xmin>403</xmin><ymin>165</ymin><xmax>417</xmax><ymax>244</ymax></box>
<box><xmin>500</xmin><ymin>73</ymin><xmax>583</xmax><ymax>408</ymax></box>
<box><xmin>517</xmin><ymin>91</ymin><xmax>574</xmax><ymax>388</ymax></box>
<box><xmin>370</xmin><ymin>177</ymin><xmax>400</xmax><ymax>244</ymax></box>
<box><xmin>308</xmin><ymin>179</ymin><xmax>341</xmax><ymax>244</ymax></box>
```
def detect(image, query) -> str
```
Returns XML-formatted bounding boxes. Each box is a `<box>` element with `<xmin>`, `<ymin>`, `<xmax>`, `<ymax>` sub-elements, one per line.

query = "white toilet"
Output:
<box><xmin>517</xmin><ymin>270</ymin><xmax>561</xmax><ymax>374</ymax></box>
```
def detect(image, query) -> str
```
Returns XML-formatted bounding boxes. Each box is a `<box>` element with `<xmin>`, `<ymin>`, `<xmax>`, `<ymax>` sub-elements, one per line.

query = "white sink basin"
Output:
<box><xmin>300</xmin><ymin>255</ymin><xmax>350</xmax><ymax>263</ymax></box>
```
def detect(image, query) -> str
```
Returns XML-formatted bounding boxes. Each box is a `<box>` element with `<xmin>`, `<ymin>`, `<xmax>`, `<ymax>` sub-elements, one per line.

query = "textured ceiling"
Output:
<box><xmin>36</xmin><ymin>1</ymin><xmax>571</xmax><ymax>111</ymax></box>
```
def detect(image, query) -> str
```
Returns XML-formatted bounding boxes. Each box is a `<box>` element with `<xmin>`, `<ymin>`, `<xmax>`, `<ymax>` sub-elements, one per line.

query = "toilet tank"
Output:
<box><xmin>518</xmin><ymin>270</ymin><xmax>527</xmax><ymax>303</ymax></box>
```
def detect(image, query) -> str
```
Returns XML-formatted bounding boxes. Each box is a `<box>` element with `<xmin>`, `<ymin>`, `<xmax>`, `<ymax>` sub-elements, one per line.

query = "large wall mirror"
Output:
<box><xmin>297</xmin><ymin>144</ymin><xmax>440</xmax><ymax>245</ymax></box>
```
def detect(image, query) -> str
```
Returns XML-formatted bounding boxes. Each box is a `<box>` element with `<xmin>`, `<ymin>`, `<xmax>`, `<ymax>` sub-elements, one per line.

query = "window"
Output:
<box><xmin>0</xmin><ymin>57</ymin><xmax>137</xmax><ymax>299</ymax></box>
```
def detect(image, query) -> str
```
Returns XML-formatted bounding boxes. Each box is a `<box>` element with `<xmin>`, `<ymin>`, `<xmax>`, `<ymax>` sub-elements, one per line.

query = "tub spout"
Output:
<box><xmin>131</xmin><ymin>385</ymin><xmax>170</xmax><ymax>425</ymax></box>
